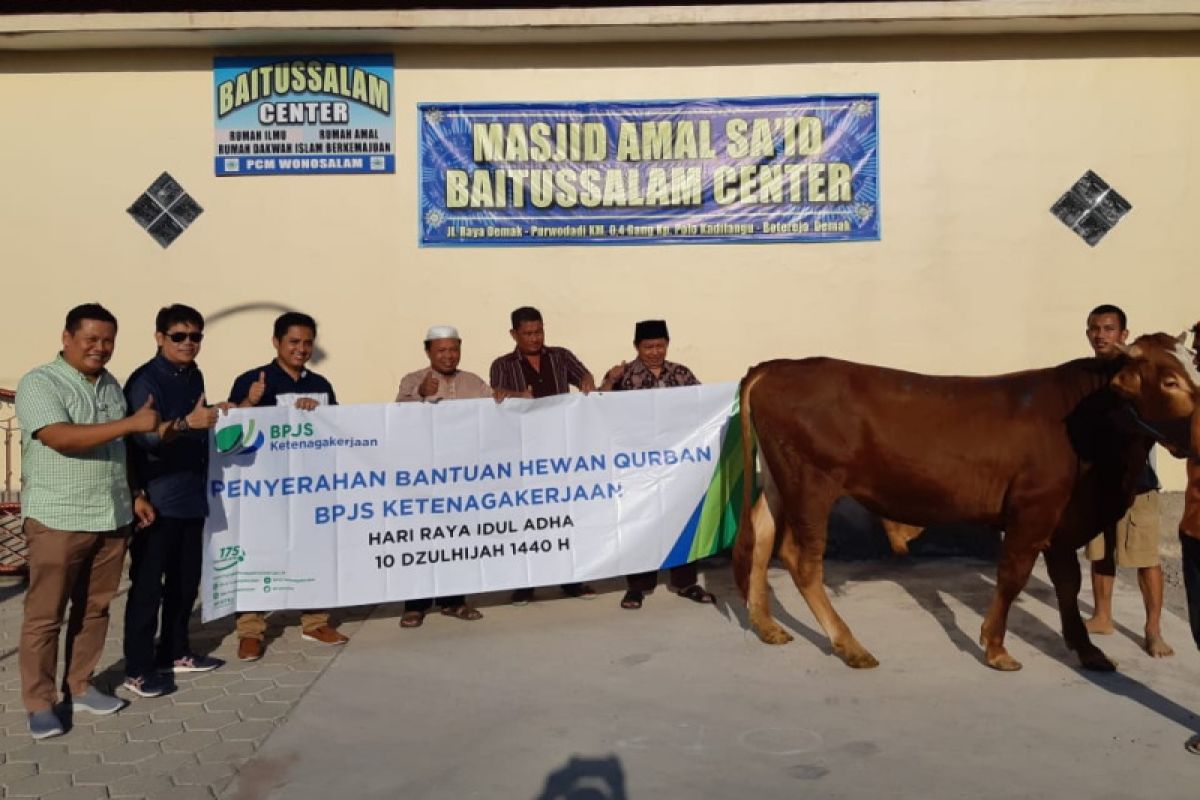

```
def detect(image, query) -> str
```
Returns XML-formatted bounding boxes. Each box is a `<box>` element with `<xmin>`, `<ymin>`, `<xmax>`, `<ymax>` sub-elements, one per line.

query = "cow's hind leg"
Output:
<box><xmin>1043</xmin><ymin>543</ymin><xmax>1117</xmax><ymax>671</ymax></box>
<box><xmin>742</xmin><ymin>487</ymin><xmax>794</xmax><ymax>645</ymax></box>
<box><xmin>775</xmin><ymin>469</ymin><xmax>878</xmax><ymax>668</ymax></box>
<box><xmin>777</xmin><ymin>529</ymin><xmax>879</xmax><ymax>668</ymax></box>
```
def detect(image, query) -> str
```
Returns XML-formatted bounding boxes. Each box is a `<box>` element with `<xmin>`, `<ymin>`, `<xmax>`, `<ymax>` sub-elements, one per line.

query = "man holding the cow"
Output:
<box><xmin>1081</xmin><ymin>305</ymin><xmax>1174</xmax><ymax>658</ymax></box>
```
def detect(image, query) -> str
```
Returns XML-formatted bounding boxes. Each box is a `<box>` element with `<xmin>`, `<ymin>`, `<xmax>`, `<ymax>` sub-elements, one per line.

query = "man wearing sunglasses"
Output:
<box><xmin>121</xmin><ymin>304</ymin><xmax>228</xmax><ymax>699</ymax></box>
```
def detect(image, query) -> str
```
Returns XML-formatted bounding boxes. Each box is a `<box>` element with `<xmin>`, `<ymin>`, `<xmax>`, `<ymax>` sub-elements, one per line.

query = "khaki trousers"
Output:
<box><xmin>235</xmin><ymin>610</ymin><xmax>329</xmax><ymax>640</ymax></box>
<box><xmin>20</xmin><ymin>518</ymin><xmax>129</xmax><ymax>713</ymax></box>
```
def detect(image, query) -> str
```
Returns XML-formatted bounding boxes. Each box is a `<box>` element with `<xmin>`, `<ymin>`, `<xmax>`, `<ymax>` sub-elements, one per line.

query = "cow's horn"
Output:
<box><xmin>1177</xmin><ymin>330</ymin><xmax>1190</xmax><ymax>346</ymax></box>
<box><xmin>1113</xmin><ymin>341</ymin><xmax>1133</xmax><ymax>355</ymax></box>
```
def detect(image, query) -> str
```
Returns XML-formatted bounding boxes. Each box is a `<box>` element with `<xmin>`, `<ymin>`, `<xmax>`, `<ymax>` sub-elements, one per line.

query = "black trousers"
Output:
<box><xmin>405</xmin><ymin>595</ymin><xmax>466</xmax><ymax>613</ymax></box>
<box><xmin>1182</xmin><ymin>532</ymin><xmax>1200</xmax><ymax>651</ymax></box>
<box><xmin>626</xmin><ymin>563</ymin><xmax>698</xmax><ymax>593</ymax></box>
<box><xmin>123</xmin><ymin>516</ymin><xmax>203</xmax><ymax>678</ymax></box>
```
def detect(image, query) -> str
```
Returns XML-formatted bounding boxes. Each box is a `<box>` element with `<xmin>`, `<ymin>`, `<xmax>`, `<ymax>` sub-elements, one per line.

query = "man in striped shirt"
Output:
<box><xmin>490</xmin><ymin>306</ymin><xmax>596</xmax><ymax>402</ymax></box>
<box><xmin>489</xmin><ymin>306</ymin><xmax>597</xmax><ymax>603</ymax></box>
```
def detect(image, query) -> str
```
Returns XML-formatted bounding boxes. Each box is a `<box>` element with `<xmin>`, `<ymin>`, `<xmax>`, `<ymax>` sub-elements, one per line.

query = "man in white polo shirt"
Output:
<box><xmin>16</xmin><ymin>303</ymin><xmax>158</xmax><ymax>739</ymax></box>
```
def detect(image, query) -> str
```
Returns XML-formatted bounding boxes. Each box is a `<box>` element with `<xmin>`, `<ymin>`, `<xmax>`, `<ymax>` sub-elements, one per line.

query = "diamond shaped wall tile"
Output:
<box><xmin>127</xmin><ymin>194</ymin><xmax>162</xmax><ymax>228</ymax></box>
<box><xmin>146</xmin><ymin>214</ymin><xmax>185</xmax><ymax>248</ymax></box>
<box><xmin>1049</xmin><ymin>170</ymin><xmax>1131</xmax><ymax>247</ymax></box>
<box><xmin>126</xmin><ymin>171</ymin><xmax>204</xmax><ymax>249</ymax></box>
<box><xmin>168</xmin><ymin>195</ymin><xmax>204</xmax><ymax>225</ymax></box>
<box><xmin>146</xmin><ymin>172</ymin><xmax>184</xmax><ymax>207</ymax></box>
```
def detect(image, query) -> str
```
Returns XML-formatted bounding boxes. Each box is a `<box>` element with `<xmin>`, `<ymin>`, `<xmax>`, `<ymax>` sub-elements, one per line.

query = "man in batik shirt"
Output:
<box><xmin>599</xmin><ymin>319</ymin><xmax>716</xmax><ymax>611</ymax></box>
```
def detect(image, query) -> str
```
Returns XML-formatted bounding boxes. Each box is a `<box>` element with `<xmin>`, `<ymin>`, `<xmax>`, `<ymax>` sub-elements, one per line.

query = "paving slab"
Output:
<box><xmin>220</xmin><ymin>559</ymin><xmax>1200</xmax><ymax>800</ymax></box>
<box><xmin>0</xmin><ymin>580</ymin><xmax>367</xmax><ymax>798</ymax></box>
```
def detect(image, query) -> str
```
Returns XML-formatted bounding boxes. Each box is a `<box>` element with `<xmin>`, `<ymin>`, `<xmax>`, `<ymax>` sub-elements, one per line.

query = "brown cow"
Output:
<box><xmin>878</xmin><ymin>331</ymin><xmax>1200</xmax><ymax>553</ymax></box>
<box><xmin>733</xmin><ymin>333</ymin><xmax>1198</xmax><ymax>672</ymax></box>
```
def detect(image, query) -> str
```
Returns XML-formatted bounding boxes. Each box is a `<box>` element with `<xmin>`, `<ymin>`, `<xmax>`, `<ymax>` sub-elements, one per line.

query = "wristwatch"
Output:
<box><xmin>174</xmin><ymin>416</ymin><xmax>190</xmax><ymax>433</ymax></box>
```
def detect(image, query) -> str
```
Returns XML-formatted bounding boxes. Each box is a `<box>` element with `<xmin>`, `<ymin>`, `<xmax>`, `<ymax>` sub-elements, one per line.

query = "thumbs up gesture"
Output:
<box><xmin>602</xmin><ymin>361</ymin><xmax>627</xmax><ymax>390</ymax></box>
<box><xmin>246</xmin><ymin>371</ymin><xmax>267</xmax><ymax>407</ymax></box>
<box><xmin>418</xmin><ymin>370</ymin><xmax>440</xmax><ymax>399</ymax></box>
<box><xmin>185</xmin><ymin>393</ymin><xmax>220</xmax><ymax>431</ymax></box>
<box><xmin>129</xmin><ymin>395</ymin><xmax>160</xmax><ymax>434</ymax></box>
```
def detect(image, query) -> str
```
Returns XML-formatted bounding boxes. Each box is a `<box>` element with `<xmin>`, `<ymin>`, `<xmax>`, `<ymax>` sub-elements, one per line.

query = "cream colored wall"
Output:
<box><xmin>0</xmin><ymin>33</ymin><xmax>1195</xmax><ymax>486</ymax></box>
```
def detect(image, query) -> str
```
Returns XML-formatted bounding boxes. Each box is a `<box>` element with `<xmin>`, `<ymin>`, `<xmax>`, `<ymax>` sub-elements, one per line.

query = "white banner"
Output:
<box><xmin>201</xmin><ymin>384</ymin><xmax>747</xmax><ymax>621</ymax></box>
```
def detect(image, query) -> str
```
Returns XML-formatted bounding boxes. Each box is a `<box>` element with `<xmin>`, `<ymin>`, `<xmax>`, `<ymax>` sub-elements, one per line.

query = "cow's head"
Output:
<box><xmin>1111</xmin><ymin>332</ymin><xmax>1200</xmax><ymax>424</ymax></box>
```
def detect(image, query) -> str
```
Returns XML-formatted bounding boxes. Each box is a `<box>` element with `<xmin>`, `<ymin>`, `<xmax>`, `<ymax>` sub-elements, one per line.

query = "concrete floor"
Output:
<box><xmin>222</xmin><ymin>557</ymin><xmax>1200</xmax><ymax>800</ymax></box>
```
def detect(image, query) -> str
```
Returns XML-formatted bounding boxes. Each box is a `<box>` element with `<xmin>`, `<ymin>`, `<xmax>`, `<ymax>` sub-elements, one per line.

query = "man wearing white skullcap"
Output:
<box><xmin>395</xmin><ymin>325</ymin><xmax>491</xmax><ymax>627</ymax></box>
<box><xmin>396</xmin><ymin>325</ymin><xmax>491</xmax><ymax>404</ymax></box>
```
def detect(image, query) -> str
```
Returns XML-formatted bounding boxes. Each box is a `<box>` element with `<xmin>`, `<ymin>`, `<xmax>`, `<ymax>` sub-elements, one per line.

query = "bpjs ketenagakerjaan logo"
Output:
<box><xmin>216</xmin><ymin>419</ymin><xmax>316</xmax><ymax>457</ymax></box>
<box><xmin>215</xmin><ymin>419</ymin><xmax>266</xmax><ymax>455</ymax></box>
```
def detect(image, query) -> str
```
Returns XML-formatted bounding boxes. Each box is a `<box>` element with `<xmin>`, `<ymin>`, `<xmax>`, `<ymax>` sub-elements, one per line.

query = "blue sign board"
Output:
<box><xmin>419</xmin><ymin>95</ymin><xmax>878</xmax><ymax>246</ymax></box>
<box><xmin>214</xmin><ymin>55</ymin><xmax>395</xmax><ymax>176</ymax></box>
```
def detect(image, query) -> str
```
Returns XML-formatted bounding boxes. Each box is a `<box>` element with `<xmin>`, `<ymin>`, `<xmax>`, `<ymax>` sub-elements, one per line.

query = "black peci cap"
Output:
<box><xmin>634</xmin><ymin>319</ymin><xmax>669</xmax><ymax>343</ymax></box>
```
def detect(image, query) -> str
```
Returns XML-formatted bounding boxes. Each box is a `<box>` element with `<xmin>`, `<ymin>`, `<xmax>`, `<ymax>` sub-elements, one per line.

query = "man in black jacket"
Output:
<box><xmin>122</xmin><ymin>304</ymin><xmax>227</xmax><ymax>699</ymax></box>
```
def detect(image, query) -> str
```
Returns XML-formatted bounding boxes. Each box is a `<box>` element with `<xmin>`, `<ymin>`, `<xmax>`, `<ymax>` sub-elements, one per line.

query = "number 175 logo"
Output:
<box><xmin>213</xmin><ymin>545</ymin><xmax>246</xmax><ymax>571</ymax></box>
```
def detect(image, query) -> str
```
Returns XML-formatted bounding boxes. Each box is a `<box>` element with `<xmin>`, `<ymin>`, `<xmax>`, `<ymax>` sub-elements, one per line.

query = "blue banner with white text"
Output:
<box><xmin>418</xmin><ymin>95</ymin><xmax>878</xmax><ymax>246</ymax></box>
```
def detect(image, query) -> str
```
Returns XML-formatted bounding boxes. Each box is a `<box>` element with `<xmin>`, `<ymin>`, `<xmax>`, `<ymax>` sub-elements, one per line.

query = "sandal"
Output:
<box><xmin>677</xmin><ymin>584</ymin><xmax>716</xmax><ymax>604</ymax></box>
<box><xmin>400</xmin><ymin>610</ymin><xmax>425</xmax><ymax>628</ymax></box>
<box><xmin>440</xmin><ymin>605</ymin><xmax>483</xmax><ymax>621</ymax></box>
<box><xmin>620</xmin><ymin>590</ymin><xmax>644</xmax><ymax>610</ymax></box>
<box><xmin>562</xmin><ymin>583</ymin><xmax>597</xmax><ymax>599</ymax></box>
<box><xmin>1187</xmin><ymin>735</ymin><xmax>1200</xmax><ymax>755</ymax></box>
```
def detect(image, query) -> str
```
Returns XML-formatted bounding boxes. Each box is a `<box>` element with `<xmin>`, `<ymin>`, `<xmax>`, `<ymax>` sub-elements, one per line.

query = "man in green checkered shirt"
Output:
<box><xmin>15</xmin><ymin>303</ymin><xmax>159</xmax><ymax>739</ymax></box>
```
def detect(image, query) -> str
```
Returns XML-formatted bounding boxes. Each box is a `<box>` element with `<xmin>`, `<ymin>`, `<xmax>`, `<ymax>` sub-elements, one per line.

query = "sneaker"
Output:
<box><xmin>301</xmin><ymin>625</ymin><xmax>349</xmax><ymax>645</ymax></box>
<box><xmin>27</xmin><ymin>709</ymin><xmax>64</xmax><ymax>740</ymax></box>
<box><xmin>511</xmin><ymin>588</ymin><xmax>535</xmax><ymax>606</ymax></box>
<box><xmin>237</xmin><ymin>637</ymin><xmax>263</xmax><ymax>662</ymax></box>
<box><xmin>122</xmin><ymin>674</ymin><xmax>172</xmax><ymax>699</ymax></box>
<box><xmin>68</xmin><ymin>686</ymin><xmax>126</xmax><ymax>716</ymax></box>
<box><xmin>166</xmin><ymin>654</ymin><xmax>225</xmax><ymax>673</ymax></box>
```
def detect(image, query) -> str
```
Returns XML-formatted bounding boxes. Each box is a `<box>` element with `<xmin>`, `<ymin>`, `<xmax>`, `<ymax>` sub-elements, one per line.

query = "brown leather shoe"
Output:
<box><xmin>237</xmin><ymin>638</ymin><xmax>263</xmax><ymax>662</ymax></box>
<box><xmin>301</xmin><ymin>625</ymin><xmax>349</xmax><ymax>645</ymax></box>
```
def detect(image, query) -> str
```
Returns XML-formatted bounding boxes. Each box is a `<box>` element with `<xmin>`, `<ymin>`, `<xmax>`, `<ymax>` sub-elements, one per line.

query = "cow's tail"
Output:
<box><xmin>732</xmin><ymin>366</ymin><xmax>764</xmax><ymax>600</ymax></box>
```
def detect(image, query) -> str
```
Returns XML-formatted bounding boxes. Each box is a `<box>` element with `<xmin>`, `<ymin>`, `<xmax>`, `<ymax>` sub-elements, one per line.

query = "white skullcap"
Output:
<box><xmin>424</xmin><ymin>325</ymin><xmax>460</xmax><ymax>342</ymax></box>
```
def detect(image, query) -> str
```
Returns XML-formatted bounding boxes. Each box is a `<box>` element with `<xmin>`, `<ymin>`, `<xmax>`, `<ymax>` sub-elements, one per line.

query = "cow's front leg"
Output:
<box><xmin>1043</xmin><ymin>544</ymin><xmax>1117</xmax><ymax>671</ymax></box>
<box><xmin>980</xmin><ymin>540</ymin><xmax>1042</xmax><ymax>671</ymax></box>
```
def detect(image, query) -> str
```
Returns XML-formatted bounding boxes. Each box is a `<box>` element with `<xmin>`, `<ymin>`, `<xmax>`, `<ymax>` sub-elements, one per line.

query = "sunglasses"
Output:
<box><xmin>166</xmin><ymin>332</ymin><xmax>204</xmax><ymax>343</ymax></box>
